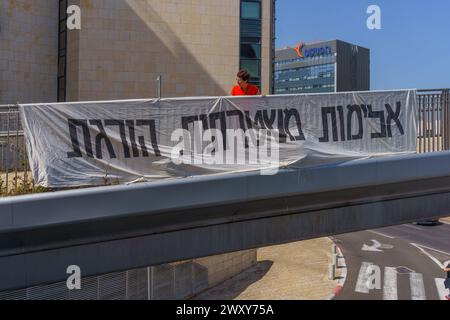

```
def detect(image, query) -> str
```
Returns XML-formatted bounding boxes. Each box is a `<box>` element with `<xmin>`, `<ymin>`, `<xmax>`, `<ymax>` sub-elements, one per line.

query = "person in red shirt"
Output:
<box><xmin>231</xmin><ymin>69</ymin><xmax>261</xmax><ymax>96</ymax></box>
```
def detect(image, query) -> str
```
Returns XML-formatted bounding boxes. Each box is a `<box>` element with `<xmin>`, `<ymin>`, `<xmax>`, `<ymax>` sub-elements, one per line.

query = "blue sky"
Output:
<box><xmin>276</xmin><ymin>0</ymin><xmax>450</xmax><ymax>90</ymax></box>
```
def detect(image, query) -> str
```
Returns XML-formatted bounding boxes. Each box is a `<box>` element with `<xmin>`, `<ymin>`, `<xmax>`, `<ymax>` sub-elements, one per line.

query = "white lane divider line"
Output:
<box><xmin>383</xmin><ymin>267</ymin><xmax>398</xmax><ymax>300</ymax></box>
<box><xmin>435</xmin><ymin>278</ymin><xmax>447</xmax><ymax>300</ymax></box>
<box><xmin>402</xmin><ymin>224</ymin><xmax>424</xmax><ymax>231</ymax></box>
<box><xmin>410</xmin><ymin>243</ymin><xmax>450</xmax><ymax>258</ymax></box>
<box><xmin>410</xmin><ymin>273</ymin><xmax>426</xmax><ymax>300</ymax></box>
<box><xmin>410</xmin><ymin>243</ymin><xmax>446</xmax><ymax>268</ymax></box>
<box><xmin>355</xmin><ymin>262</ymin><xmax>373</xmax><ymax>294</ymax></box>
<box><xmin>368</xmin><ymin>230</ymin><xmax>395</xmax><ymax>239</ymax></box>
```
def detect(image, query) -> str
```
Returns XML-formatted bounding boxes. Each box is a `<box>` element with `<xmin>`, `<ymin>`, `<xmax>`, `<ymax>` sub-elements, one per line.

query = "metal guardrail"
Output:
<box><xmin>0</xmin><ymin>105</ymin><xmax>32</xmax><ymax>195</ymax></box>
<box><xmin>417</xmin><ymin>89</ymin><xmax>450</xmax><ymax>152</ymax></box>
<box><xmin>0</xmin><ymin>261</ymin><xmax>209</xmax><ymax>300</ymax></box>
<box><xmin>1</xmin><ymin>88</ymin><xmax>449</xmax><ymax>195</ymax></box>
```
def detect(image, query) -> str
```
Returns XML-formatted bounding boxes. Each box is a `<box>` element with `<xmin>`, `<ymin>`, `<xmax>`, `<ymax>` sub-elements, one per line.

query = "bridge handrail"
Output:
<box><xmin>2</xmin><ymin>150</ymin><xmax>450</xmax><ymax>234</ymax></box>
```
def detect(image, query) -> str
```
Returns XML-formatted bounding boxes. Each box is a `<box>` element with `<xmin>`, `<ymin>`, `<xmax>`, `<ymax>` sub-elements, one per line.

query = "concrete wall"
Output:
<box><xmin>0</xmin><ymin>0</ymin><xmax>58</xmax><ymax>104</ymax></box>
<box><xmin>195</xmin><ymin>249</ymin><xmax>257</xmax><ymax>288</ymax></box>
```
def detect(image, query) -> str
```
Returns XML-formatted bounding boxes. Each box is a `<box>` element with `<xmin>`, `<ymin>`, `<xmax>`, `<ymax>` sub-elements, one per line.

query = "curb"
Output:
<box><xmin>327</xmin><ymin>237</ymin><xmax>347</xmax><ymax>300</ymax></box>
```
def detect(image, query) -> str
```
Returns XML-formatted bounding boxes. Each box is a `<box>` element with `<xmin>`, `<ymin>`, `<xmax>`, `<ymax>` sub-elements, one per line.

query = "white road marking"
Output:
<box><xmin>410</xmin><ymin>273</ymin><xmax>426</xmax><ymax>300</ymax></box>
<box><xmin>383</xmin><ymin>267</ymin><xmax>398</xmax><ymax>300</ymax></box>
<box><xmin>362</xmin><ymin>240</ymin><xmax>383</xmax><ymax>252</ymax></box>
<box><xmin>410</xmin><ymin>243</ymin><xmax>447</xmax><ymax>268</ymax></box>
<box><xmin>362</xmin><ymin>240</ymin><xmax>394</xmax><ymax>252</ymax></box>
<box><xmin>368</xmin><ymin>230</ymin><xmax>395</xmax><ymax>239</ymax></box>
<box><xmin>435</xmin><ymin>278</ymin><xmax>448</xmax><ymax>300</ymax></box>
<box><xmin>402</xmin><ymin>224</ymin><xmax>425</xmax><ymax>231</ymax></box>
<box><xmin>410</xmin><ymin>243</ymin><xmax>450</xmax><ymax>257</ymax></box>
<box><xmin>355</xmin><ymin>262</ymin><xmax>373</xmax><ymax>294</ymax></box>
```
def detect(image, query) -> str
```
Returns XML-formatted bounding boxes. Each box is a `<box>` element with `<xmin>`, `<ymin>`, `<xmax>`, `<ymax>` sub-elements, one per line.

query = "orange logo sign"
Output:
<box><xmin>290</xmin><ymin>41</ymin><xmax>305</xmax><ymax>58</ymax></box>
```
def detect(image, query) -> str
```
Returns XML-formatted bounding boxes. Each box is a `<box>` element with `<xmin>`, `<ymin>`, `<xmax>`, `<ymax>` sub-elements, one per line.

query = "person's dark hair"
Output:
<box><xmin>237</xmin><ymin>69</ymin><xmax>251</xmax><ymax>82</ymax></box>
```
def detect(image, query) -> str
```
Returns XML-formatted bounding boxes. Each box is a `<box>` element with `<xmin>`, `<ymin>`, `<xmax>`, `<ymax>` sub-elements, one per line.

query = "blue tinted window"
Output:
<box><xmin>241</xmin><ymin>59</ymin><xmax>260</xmax><ymax>79</ymax></box>
<box><xmin>241</xmin><ymin>1</ymin><xmax>261</xmax><ymax>19</ymax></box>
<box><xmin>274</xmin><ymin>63</ymin><xmax>336</xmax><ymax>94</ymax></box>
<box><xmin>240</xmin><ymin>1</ymin><xmax>262</xmax><ymax>90</ymax></box>
<box><xmin>241</xmin><ymin>44</ymin><xmax>261</xmax><ymax>59</ymax></box>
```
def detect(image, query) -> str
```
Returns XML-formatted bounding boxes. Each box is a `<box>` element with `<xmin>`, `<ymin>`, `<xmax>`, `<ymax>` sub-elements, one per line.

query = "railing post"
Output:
<box><xmin>431</xmin><ymin>94</ymin><xmax>438</xmax><ymax>152</ymax></box>
<box><xmin>157</xmin><ymin>75</ymin><xmax>162</xmax><ymax>99</ymax></box>
<box><xmin>14</xmin><ymin>106</ymin><xmax>19</xmax><ymax>194</ymax></box>
<box><xmin>442</xmin><ymin>90</ymin><xmax>448</xmax><ymax>151</ymax></box>
<box><xmin>5</xmin><ymin>105</ymin><xmax>11</xmax><ymax>194</ymax></box>
<box><xmin>15</xmin><ymin>103</ymin><xmax>28</xmax><ymax>193</ymax></box>
<box><xmin>445</xmin><ymin>90</ymin><xmax>448</xmax><ymax>150</ymax></box>
<box><xmin>443</xmin><ymin>91</ymin><xmax>447</xmax><ymax>150</ymax></box>
<box><xmin>418</xmin><ymin>94</ymin><xmax>422</xmax><ymax>153</ymax></box>
<box><xmin>446</xmin><ymin>90</ymin><xmax>450</xmax><ymax>150</ymax></box>
<box><xmin>441</xmin><ymin>91</ymin><xmax>445</xmax><ymax>151</ymax></box>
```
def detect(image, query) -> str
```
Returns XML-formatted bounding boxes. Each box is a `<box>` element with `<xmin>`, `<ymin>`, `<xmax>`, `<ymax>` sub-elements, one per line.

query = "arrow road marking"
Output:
<box><xmin>362</xmin><ymin>240</ymin><xmax>383</xmax><ymax>252</ymax></box>
<box><xmin>383</xmin><ymin>267</ymin><xmax>398</xmax><ymax>300</ymax></box>
<box><xmin>362</xmin><ymin>240</ymin><xmax>394</xmax><ymax>252</ymax></box>
<box><xmin>435</xmin><ymin>278</ymin><xmax>448</xmax><ymax>300</ymax></box>
<box><xmin>410</xmin><ymin>273</ymin><xmax>426</xmax><ymax>300</ymax></box>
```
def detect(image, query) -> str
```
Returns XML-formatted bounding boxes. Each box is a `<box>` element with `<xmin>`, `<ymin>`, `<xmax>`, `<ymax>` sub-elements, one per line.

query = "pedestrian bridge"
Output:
<box><xmin>1</xmin><ymin>150</ymin><xmax>450</xmax><ymax>291</ymax></box>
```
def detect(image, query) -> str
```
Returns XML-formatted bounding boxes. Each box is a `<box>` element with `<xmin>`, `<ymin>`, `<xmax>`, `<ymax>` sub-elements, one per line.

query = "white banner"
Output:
<box><xmin>20</xmin><ymin>90</ymin><xmax>417</xmax><ymax>188</ymax></box>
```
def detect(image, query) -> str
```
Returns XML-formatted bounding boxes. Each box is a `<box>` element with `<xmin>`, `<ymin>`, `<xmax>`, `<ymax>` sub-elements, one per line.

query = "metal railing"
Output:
<box><xmin>417</xmin><ymin>89</ymin><xmax>450</xmax><ymax>153</ymax></box>
<box><xmin>0</xmin><ymin>261</ymin><xmax>209</xmax><ymax>300</ymax></box>
<box><xmin>1</xmin><ymin>88</ymin><xmax>449</xmax><ymax>195</ymax></box>
<box><xmin>0</xmin><ymin>105</ymin><xmax>32</xmax><ymax>195</ymax></box>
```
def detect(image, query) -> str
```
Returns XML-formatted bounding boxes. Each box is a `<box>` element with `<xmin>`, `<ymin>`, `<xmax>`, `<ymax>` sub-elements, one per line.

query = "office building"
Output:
<box><xmin>274</xmin><ymin>40</ymin><xmax>370</xmax><ymax>94</ymax></box>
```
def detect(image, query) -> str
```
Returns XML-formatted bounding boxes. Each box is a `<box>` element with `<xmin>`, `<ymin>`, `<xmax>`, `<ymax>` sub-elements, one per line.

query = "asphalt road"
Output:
<box><xmin>333</xmin><ymin>222</ymin><xmax>450</xmax><ymax>300</ymax></box>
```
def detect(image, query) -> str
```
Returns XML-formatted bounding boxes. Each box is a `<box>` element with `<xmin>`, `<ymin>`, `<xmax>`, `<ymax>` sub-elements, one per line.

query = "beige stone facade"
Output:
<box><xmin>0</xmin><ymin>0</ymin><xmax>274</xmax><ymax>104</ymax></box>
<box><xmin>0</xmin><ymin>0</ymin><xmax>58</xmax><ymax>104</ymax></box>
<box><xmin>67</xmin><ymin>0</ymin><xmax>273</xmax><ymax>101</ymax></box>
<box><xmin>261</xmin><ymin>0</ymin><xmax>274</xmax><ymax>95</ymax></box>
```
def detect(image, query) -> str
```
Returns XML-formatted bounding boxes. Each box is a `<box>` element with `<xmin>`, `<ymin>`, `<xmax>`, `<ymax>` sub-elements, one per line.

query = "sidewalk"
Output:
<box><xmin>193</xmin><ymin>237</ymin><xmax>345</xmax><ymax>300</ymax></box>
